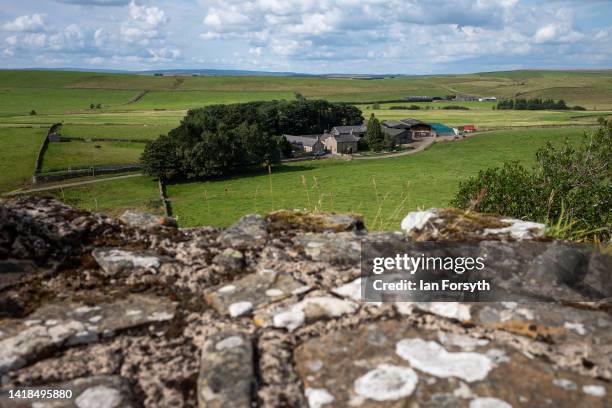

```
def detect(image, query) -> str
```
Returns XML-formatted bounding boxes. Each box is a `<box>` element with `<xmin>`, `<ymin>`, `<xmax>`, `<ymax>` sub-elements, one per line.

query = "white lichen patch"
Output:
<box><xmin>104</xmin><ymin>249</ymin><xmax>160</xmax><ymax>269</ymax></box>
<box><xmin>125</xmin><ymin>309</ymin><xmax>142</xmax><ymax>317</ymax></box>
<box><xmin>469</xmin><ymin>397</ymin><xmax>512</xmax><ymax>408</ymax></box>
<box><xmin>75</xmin><ymin>385</ymin><xmax>122</xmax><ymax>408</ymax></box>
<box><xmin>265</xmin><ymin>288</ymin><xmax>284</xmax><ymax>297</ymax></box>
<box><xmin>273</xmin><ymin>308</ymin><xmax>305</xmax><ymax>332</ymax></box>
<box><xmin>397</xmin><ymin>302</ymin><xmax>471</xmax><ymax>321</ymax></box>
<box><xmin>229</xmin><ymin>301</ymin><xmax>253</xmax><ymax>317</ymax></box>
<box><xmin>332</xmin><ymin>278</ymin><xmax>381</xmax><ymax>306</ymax></box>
<box><xmin>438</xmin><ymin>332</ymin><xmax>489</xmax><ymax>351</ymax></box>
<box><xmin>218</xmin><ymin>285</ymin><xmax>236</xmax><ymax>294</ymax></box>
<box><xmin>354</xmin><ymin>364</ymin><xmax>418</xmax><ymax>401</ymax></box>
<box><xmin>149</xmin><ymin>311</ymin><xmax>174</xmax><ymax>321</ymax></box>
<box><xmin>396</xmin><ymin>338</ymin><xmax>493</xmax><ymax>382</ymax></box>
<box><xmin>582</xmin><ymin>384</ymin><xmax>606</xmax><ymax>397</ymax></box>
<box><xmin>400</xmin><ymin>210</ymin><xmax>436</xmax><ymax>233</ymax></box>
<box><xmin>483</xmin><ymin>218</ymin><xmax>545</xmax><ymax>240</ymax></box>
<box><xmin>564</xmin><ymin>322</ymin><xmax>587</xmax><ymax>335</ymax></box>
<box><xmin>553</xmin><ymin>378</ymin><xmax>577</xmax><ymax>390</ymax></box>
<box><xmin>215</xmin><ymin>335</ymin><xmax>244</xmax><ymax>351</ymax></box>
<box><xmin>305</xmin><ymin>387</ymin><xmax>335</xmax><ymax>408</ymax></box>
<box><xmin>273</xmin><ymin>297</ymin><xmax>358</xmax><ymax>332</ymax></box>
<box><xmin>291</xmin><ymin>285</ymin><xmax>312</xmax><ymax>295</ymax></box>
<box><xmin>453</xmin><ymin>382</ymin><xmax>475</xmax><ymax>399</ymax></box>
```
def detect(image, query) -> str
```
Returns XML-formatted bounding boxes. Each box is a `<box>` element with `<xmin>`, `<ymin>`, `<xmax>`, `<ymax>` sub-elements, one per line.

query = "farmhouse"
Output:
<box><xmin>319</xmin><ymin>125</ymin><xmax>365</xmax><ymax>154</ymax></box>
<box><xmin>283</xmin><ymin>135</ymin><xmax>324</xmax><ymax>154</ymax></box>
<box><xmin>478</xmin><ymin>96</ymin><xmax>497</xmax><ymax>102</ymax></box>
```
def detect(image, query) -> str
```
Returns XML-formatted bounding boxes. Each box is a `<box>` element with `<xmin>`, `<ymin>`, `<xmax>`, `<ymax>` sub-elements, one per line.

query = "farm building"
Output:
<box><xmin>403</xmin><ymin>96</ymin><xmax>433</xmax><ymax>102</ymax></box>
<box><xmin>463</xmin><ymin>124</ymin><xmax>476</xmax><ymax>132</ymax></box>
<box><xmin>382</xmin><ymin>120</ymin><xmax>412</xmax><ymax>144</ymax></box>
<box><xmin>478</xmin><ymin>97</ymin><xmax>497</xmax><ymax>102</ymax></box>
<box><xmin>283</xmin><ymin>135</ymin><xmax>324</xmax><ymax>154</ymax></box>
<box><xmin>399</xmin><ymin>118</ymin><xmax>433</xmax><ymax>138</ymax></box>
<box><xmin>429</xmin><ymin>123</ymin><xmax>455</xmax><ymax>137</ymax></box>
<box><xmin>454</xmin><ymin>95</ymin><xmax>478</xmax><ymax>102</ymax></box>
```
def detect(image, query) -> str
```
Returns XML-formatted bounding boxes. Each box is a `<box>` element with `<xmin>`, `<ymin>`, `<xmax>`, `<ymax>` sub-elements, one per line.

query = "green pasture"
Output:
<box><xmin>59</xmin><ymin>123</ymin><xmax>174</xmax><ymax>140</ymax></box>
<box><xmin>53</xmin><ymin>127</ymin><xmax>587</xmax><ymax>230</ymax></box>
<box><xmin>0</xmin><ymin>126</ymin><xmax>47</xmax><ymax>192</ymax></box>
<box><xmin>362</xmin><ymin>104</ymin><xmax>612</xmax><ymax>128</ymax></box>
<box><xmin>0</xmin><ymin>88</ymin><xmax>138</xmax><ymax>116</ymax></box>
<box><xmin>41</xmin><ymin>140</ymin><xmax>145</xmax><ymax>172</ymax></box>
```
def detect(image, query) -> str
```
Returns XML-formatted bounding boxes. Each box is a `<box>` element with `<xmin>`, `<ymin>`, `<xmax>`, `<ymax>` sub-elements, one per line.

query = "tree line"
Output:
<box><xmin>141</xmin><ymin>100</ymin><xmax>363</xmax><ymax>181</ymax></box>
<box><xmin>496</xmin><ymin>98</ymin><xmax>584</xmax><ymax>110</ymax></box>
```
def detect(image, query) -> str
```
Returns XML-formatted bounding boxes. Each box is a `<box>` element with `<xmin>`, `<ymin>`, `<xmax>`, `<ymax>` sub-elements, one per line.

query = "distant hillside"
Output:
<box><xmin>0</xmin><ymin>69</ymin><xmax>611</xmax><ymax>112</ymax></box>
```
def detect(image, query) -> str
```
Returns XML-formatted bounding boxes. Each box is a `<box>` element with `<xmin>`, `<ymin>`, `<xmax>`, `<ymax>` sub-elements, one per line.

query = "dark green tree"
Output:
<box><xmin>365</xmin><ymin>114</ymin><xmax>385</xmax><ymax>152</ymax></box>
<box><xmin>141</xmin><ymin>135</ymin><xmax>180</xmax><ymax>181</ymax></box>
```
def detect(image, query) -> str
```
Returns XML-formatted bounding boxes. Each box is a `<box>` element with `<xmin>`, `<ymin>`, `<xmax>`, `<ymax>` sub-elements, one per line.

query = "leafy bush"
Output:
<box><xmin>29</xmin><ymin>110</ymin><xmax>37</xmax><ymax>116</ymax></box>
<box><xmin>441</xmin><ymin>105</ymin><xmax>469</xmax><ymax>110</ymax></box>
<box><xmin>389</xmin><ymin>105</ymin><xmax>420</xmax><ymax>110</ymax></box>
<box><xmin>452</xmin><ymin>121</ymin><xmax>611</xmax><ymax>240</ymax></box>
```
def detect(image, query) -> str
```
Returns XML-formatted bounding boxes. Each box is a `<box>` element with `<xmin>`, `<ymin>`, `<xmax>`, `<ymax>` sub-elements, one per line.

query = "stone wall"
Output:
<box><xmin>0</xmin><ymin>198</ymin><xmax>610</xmax><ymax>407</ymax></box>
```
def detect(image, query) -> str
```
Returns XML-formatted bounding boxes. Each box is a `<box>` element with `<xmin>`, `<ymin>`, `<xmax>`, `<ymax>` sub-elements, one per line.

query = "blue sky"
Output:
<box><xmin>1</xmin><ymin>0</ymin><xmax>611</xmax><ymax>74</ymax></box>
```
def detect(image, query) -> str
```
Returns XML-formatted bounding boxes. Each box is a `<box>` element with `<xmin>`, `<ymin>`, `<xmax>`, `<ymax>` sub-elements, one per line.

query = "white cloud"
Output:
<box><xmin>148</xmin><ymin>47</ymin><xmax>181</xmax><ymax>61</ymax></box>
<box><xmin>248</xmin><ymin>46</ymin><xmax>262</xmax><ymax>56</ymax></box>
<box><xmin>3</xmin><ymin>14</ymin><xmax>47</xmax><ymax>32</ymax></box>
<box><xmin>121</xmin><ymin>1</ymin><xmax>168</xmax><ymax>43</ymax></box>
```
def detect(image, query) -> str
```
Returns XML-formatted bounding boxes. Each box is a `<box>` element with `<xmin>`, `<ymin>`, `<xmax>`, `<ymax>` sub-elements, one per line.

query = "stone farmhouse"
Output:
<box><xmin>283</xmin><ymin>119</ymin><xmax>434</xmax><ymax>155</ymax></box>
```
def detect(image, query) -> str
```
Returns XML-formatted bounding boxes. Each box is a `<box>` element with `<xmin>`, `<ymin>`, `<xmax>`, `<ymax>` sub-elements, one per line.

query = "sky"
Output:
<box><xmin>1</xmin><ymin>0</ymin><xmax>611</xmax><ymax>75</ymax></box>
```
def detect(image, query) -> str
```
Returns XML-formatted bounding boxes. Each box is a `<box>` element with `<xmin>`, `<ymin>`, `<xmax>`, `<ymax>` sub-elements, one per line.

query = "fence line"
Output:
<box><xmin>33</xmin><ymin>164</ymin><xmax>142</xmax><ymax>184</ymax></box>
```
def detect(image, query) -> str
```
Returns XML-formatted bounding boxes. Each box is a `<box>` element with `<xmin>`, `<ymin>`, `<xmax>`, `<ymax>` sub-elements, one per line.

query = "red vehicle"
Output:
<box><xmin>463</xmin><ymin>124</ymin><xmax>476</xmax><ymax>132</ymax></box>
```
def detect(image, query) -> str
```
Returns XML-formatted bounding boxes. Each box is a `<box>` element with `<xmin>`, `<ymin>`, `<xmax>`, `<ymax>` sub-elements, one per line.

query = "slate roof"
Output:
<box><xmin>331</xmin><ymin>125</ymin><xmax>367</xmax><ymax>135</ymax></box>
<box><xmin>283</xmin><ymin>135</ymin><xmax>321</xmax><ymax>147</ymax></box>
<box><xmin>382</xmin><ymin>120</ymin><xmax>410</xmax><ymax>129</ymax></box>
<box><xmin>399</xmin><ymin>118</ymin><xmax>424</xmax><ymax>126</ymax></box>
<box><xmin>333</xmin><ymin>133</ymin><xmax>360</xmax><ymax>142</ymax></box>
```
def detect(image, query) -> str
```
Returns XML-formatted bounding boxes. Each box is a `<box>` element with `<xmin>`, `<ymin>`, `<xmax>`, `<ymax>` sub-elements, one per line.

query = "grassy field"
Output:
<box><xmin>361</xmin><ymin>102</ymin><xmax>610</xmax><ymax>128</ymax></box>
<box><xmin>1</xmin><ymin>69</ymin><xmax>612</xmax><ymax>117</ymax></box>
<box><xmin>41</xmin><ymin>140</ymin><xmax>145</xmax><ymax>172</ymax></box>
<box><xmin>51</xmin><ymin>127</ymin><xmax>587</xmax><ymax>230</ymax></box>
<box><xmin>0</xmin><ymin>126</ymin><xmax>47</xmax><ymax>192</ymax></box>
<box><xmin>59</xmin><ymin>124</ymin><xmax>174</xmax><ymax>140</ymax></box>
<box><xmin>1</xmin><ymin>69</ymin><xmax>609</xmax><ymax>203</ymax></box>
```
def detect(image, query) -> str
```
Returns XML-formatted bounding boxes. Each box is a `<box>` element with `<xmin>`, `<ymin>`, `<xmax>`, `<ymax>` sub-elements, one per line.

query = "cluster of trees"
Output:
<box><xmin>452</xmin><ymin>118</ymin><xmax>611</xmax><ymax>241</ymax></box>
<box><xmin>441</xmin><ymin>105</ymin><xmax>470</xmax><ymax>110</ymax></box>
<box><xmin>496</xmin><ymin>98</ymin><xmax>582</xmax><ymax>110</ymax></box>
<box><xmin>141</xmin><ymin>100</ymin><xmax>363</xmax><ymax>180</ymax></box>
<box><xmin>89</xmin><ymin>103</ymin><xmax>102</xmax><ymax>109</ymax></box>
<box><xmin>364</xmin><ymin>114</ymin><xmax>395</xmax><ymax>152</ymax></box>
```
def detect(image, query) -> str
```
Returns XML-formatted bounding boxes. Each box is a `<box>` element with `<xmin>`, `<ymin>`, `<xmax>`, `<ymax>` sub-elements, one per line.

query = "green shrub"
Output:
<box><xmin>441</xmin><ymin>105</ymin><xmax>469</xmax><ymax>110</ymax></box>
<box><xmin>452</xmin><ymin>121</ymin><xmax>611</xmax><ymax>241</ymax></box>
